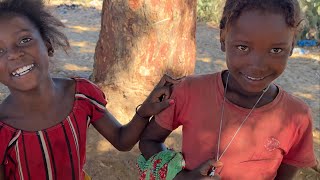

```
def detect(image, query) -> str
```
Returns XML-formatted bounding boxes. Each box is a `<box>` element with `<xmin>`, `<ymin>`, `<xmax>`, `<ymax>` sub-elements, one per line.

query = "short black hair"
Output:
<box><xmin>0</xmin><ymin>0</ymin><xmax>70</xmax><ymax>51</ymax></box>
<box><xmin>220</xmin><ymin>0</ymin><xmax>303</xmax><ymax>31</ymax></box>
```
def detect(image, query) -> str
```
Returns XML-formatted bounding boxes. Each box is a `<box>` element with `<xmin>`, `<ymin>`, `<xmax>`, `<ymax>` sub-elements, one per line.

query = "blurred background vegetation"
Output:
<box><xmin>197</xmin><ymin>0</ymin><xmax>320</xmax><ymax>41</ymax></box>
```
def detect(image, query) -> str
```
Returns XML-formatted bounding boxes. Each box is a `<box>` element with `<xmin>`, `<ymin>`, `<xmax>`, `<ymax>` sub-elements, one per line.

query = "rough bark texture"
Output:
<box><xmin>93</xmin><ymin>0</ymin><xmax>197</xmax><ymax>90</ymax></box>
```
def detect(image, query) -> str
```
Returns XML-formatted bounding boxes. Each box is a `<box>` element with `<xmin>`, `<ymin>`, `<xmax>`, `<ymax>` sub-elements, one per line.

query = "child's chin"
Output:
<box><xmin>10</xmin><ymin>77</ymin><xmax>40</xmax><ymax>91</ymax></box>
<box><xmin>14</xmin><ymin>83</ymin><xmax>39</xmax><ymax>92</ymax></box>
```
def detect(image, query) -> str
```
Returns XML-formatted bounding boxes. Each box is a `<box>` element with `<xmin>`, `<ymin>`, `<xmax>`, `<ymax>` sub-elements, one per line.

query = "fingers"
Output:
<box><xmin>213</xmin><ymin>161</ymin><xmax>223</xmax><ymax>168</ymax></box>
<box><xmin>152</xmin><ymin>99</ymin><xmax>175</xmax><ymax>113</ymax></box>
<box><xmin>200</xmin><ymin>160</ymin><xmax>215</xmax><ymax>176</ymax></box>
<box><xmin>141</xmin><ymin>74</ymin><xmax>183</xmax><ymax>116</ymax></box>
<box><xmin>163</xmin><ymin>75</ymin><xmax>184</xmax><ymax>85</ymax></box>
<box><xmin>150</xmin><ymin>85</ymin><xmax>172</xmax><ymax>103</ymax></box>
<box><xmin>156</xmin><ymin>74</ymin><xmax>184</xmax><ymax>88</ymax></box>
<box><xmin>156</xmin><ymin>86</ymin><xmax>172</xmax><ymax>101</ymax></box>
<box><xmin>142</xmin><ymin>98</ymin><xmax>174</xmax><ymax>117</ymax></box>
<box><xmin>199</xmin><ymin>160</ymin><xmax>223</xmax><ymax>176</ymax></box>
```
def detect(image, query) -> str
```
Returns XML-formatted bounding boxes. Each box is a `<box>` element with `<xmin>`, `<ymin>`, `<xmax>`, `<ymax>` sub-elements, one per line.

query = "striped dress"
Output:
<box><xmin>0</xmin><ymin>78</ymin><xmax>107</xmax><ymax>180</ymax></box>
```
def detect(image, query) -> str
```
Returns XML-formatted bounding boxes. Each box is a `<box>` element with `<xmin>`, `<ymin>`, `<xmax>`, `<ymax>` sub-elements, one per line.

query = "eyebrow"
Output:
<box><xmin>230</xmin><ymin>39</ymin><xmax>289</xmax><ymax>46</ymax></box>
<box><xmin>270</xmin><ymin>42</ymin><xmax>289</xmax><ymax>46</ymax></box>
<box><xmin>228</xmin><ymin>40</ymin><xmax>250</xmax><ymax>44</ymax></box>
<box><xmin>14</xmin><ymin>28</ymin><xmax>32</xmax><ymax>34</ymax></box>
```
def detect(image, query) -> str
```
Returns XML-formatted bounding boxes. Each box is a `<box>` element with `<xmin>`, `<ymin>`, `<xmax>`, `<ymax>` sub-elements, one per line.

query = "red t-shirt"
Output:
<box><xmin>0</xmin><ymin>78</ymin><xmax>107</xmax><ymax>180</ymax></box>
<box><xmin>155</xmin><ymin>72</ymin><xmax>316</xmax><ymax>179</ymax></box>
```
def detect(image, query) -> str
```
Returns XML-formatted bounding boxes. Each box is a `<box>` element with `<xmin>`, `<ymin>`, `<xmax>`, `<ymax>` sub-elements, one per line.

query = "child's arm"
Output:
<box><xmin>139</xmin><ymin>118</ymin><xmax>171</xmax><ymax>159</ymax></box>
<box><xmin>92</xmin><ymin>75</ymin><xmax>180</xmax><ymax>151</ymax></box>
<box><xmin>274</xmin><ymin>163</ymin><xmax>298</xmax><ymax>180</ymax></box>
<box><xmin>0</xmin><ymin>165</ymin><xmax>4</xmax><ymax>180</ymax></box>
<box><xmin>139</xmin><ymin>120</ymin><xmax>222</xmax><ymax>179</ymax></box>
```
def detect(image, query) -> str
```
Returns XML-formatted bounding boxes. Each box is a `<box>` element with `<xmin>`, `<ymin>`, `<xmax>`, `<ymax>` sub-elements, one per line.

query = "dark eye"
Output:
<box><xmin>20</xmin><ymin>38</ymin><xmax>32</xmax><ymax>44</ymax></box>
<box><xmin>0</xmin><ymin>48</ymin><xmax>5</xmax><ymax>55</ymax></box>
<box><xmin>237</xmin><ymin>45</ymin><xmax>249</xmax><ymax>52</ymax></box>
<box><xmin>270</xmin><ymin>48</ymin><xmax>282</xmax><ymax>54</ymax></box>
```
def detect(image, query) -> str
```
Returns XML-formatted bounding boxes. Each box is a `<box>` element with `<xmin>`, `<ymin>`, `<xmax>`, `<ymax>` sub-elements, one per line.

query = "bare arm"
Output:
<box><xmin>275</xmin><ymin>163</ymin><xmax>298</xmax><ymax>180</ymax></box>
<box><xmin>139</xmin><ymin>118</ymin><xmax>172</xmax><ymax>159</ymax></box>
<box><xmin>93</xmin><ymin>75</ymin><xmax>181</xmax><ymax>151</ymax></box>
<box><xmin>0</xmin><ymin>165</ymin><xmax>4</xmax><ymax>180</ymax></box>
<box><xmin>92</xmin><ymin>110</ymin><xmax>152</xmax><ymax>151</ymax></box>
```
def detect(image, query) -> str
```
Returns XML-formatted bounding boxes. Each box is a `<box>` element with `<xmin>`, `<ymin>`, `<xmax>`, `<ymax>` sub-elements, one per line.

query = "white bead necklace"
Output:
<box><xmin>209</xmin><ymin>72</ymin><xmax>270</xmax><ymax>177</ymax></box>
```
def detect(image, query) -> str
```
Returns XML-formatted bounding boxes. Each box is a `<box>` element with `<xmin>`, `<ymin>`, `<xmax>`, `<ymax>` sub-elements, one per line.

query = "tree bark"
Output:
<box><xmin>93</xmin><ymin>0</ymin><xmax>197</xmax><ymax>90</ymax></box>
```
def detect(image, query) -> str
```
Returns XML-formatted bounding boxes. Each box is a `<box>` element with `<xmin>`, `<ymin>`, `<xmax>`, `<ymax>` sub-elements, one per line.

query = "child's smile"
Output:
<box><xmin>243</xmin><ymin>74</ymin><xmax>265</xmax><ymax>81</ymax></box>
<box><xmin>11</xmin><ymin>63</ymin><xmax>35</xmax><ymax>77</ymax></box>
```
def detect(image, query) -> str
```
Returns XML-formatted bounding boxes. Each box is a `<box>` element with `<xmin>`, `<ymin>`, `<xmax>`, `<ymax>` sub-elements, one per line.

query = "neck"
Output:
<box><xmin>8</xmin><ymin>77</ymin><xmax>59</xmax><ymax>110</ymax></box>
<box><xmin>222</xmin><ymin>71</ymin><xmax>277</xmax><ymax>108</ymax></box>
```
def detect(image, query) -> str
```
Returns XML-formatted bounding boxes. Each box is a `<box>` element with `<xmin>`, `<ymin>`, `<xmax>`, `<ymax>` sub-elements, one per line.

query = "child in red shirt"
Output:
<box><xmin>139</xmin><ymin>0</ymin><xmax>317</xmax><ymax>179</ymax></box>
<box><xmin>0</xmin><ymin>0</ymin><xmax>179</xmax><ymax>179</ymax></box>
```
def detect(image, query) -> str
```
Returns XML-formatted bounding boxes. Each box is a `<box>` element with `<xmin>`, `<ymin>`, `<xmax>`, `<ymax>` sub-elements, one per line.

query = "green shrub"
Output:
<box><xmin>299</xmin><ymin>0</ymin><xmax>320</xmax><ymax>40</ymax></box>
<box><xmin>197</xmin><ymin>0</ymin><xmax>225</xmax><ymax>24</ymax></box>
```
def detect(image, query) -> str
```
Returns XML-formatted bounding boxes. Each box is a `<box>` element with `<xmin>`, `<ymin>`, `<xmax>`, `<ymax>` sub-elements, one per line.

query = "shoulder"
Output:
<box><xmin>168</xmin><ymin>72</ymin><xmax>219</xmax><ymax>105</ymax></box>
<box><xmin>174</xmin><ymin>72</ymin><xmax>218</xmax><ymax>90</ymax></box>
<box><xmin>278</xmin><ymin>89</ymin><xmax>312</xmax><ymax>126</ymax></box>
<box><xmin>64</xmin><ymin>77</ymin><xmax>104</xmax><ymax>97</ymax></box>
<box><xmin>72</xmin><ymin>77</ymin><xmax>101</xmax><ymax>92</ymax></box>
<box><xmin>72</xmin><ymin>77</ymin><xmax>107</xmax><ymax>105</ymax></box>
<box><xmin>183</xmin><ymin>73</ymin><xmax>217</xmax><ymax>84</ymax></box>
<box><xmin>280</xmin><ymin>90</ymin><xmax>310</xmax><ymax>114</ymax></box>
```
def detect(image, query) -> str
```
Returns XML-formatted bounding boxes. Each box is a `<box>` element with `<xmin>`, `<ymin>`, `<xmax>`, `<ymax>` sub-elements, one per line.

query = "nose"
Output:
<box><xmin>7</xmin><ymin>47</ymin><xmax>24</xmax><ymax>61</ymax></box>
<box><xmin>248</xmin><ymin>51</ymin><xmax>266</xmax><ymax>68</ymax></box>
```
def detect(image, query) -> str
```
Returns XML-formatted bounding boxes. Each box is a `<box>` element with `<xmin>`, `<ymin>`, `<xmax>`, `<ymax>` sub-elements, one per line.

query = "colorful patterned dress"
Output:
<box><xmin>0</xmin><ymin>78</ymin><xmax>107</xmax><ymax>180</ymax></box>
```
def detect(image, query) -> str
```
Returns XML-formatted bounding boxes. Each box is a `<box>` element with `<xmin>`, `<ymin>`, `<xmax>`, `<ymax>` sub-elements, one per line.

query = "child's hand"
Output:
<box><xmin>175</xmin><ymin>159</ymin><xmax>222</xmax><ymax>180</ymax></box>
<box><xmin>137</xmin><ymin>74</ymin><xmax>183</xmax><ymax>118</ymax></box>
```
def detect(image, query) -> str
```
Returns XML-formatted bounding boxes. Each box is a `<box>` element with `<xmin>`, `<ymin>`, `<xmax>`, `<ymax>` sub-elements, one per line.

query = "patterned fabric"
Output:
<box><xmin>0</xmin><ymin>78</ymin><xmax>107</xmax><ymax>180</ymax></box>
<box><xmin>137</xmin><ymin>150</ymin><xmax>185</xmax><ymax>180</ymax></box>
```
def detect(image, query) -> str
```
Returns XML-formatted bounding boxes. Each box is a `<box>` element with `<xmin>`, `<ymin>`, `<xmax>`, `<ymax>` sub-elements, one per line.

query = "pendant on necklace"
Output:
<box><xmin>208</xmin><ymin>167</ymin><xmax>215</xmax><ymax>177</ymax></box>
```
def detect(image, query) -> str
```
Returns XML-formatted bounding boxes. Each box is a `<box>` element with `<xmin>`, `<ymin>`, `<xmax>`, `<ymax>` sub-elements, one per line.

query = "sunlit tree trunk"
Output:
<box><xmin>93</xmin><ymin>0</ymin><xmax>197</xmax><ymax>90</ymax></box>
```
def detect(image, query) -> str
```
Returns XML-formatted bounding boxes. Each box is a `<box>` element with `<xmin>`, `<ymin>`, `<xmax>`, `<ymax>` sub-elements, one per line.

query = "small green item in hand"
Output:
<box><xmin>137</xmin><ymin>150</ymin><xmax>185</xmax><ymax>180</ymax></box>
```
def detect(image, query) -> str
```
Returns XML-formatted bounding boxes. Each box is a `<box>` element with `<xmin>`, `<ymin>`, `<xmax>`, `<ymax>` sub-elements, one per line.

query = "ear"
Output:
<box><xmin>289</xmin><ymin>37</ymin><xmax>296</xmax><ymax>56</ymax></box>
<box><xmin>220</xmin><ymin>29</ymin><xmax>226</xmax><ymax>52</ymax></box>
<box><xmin>45</xmin><ymin>40</ymin><xmax>54</xmax><ymax>57</ymax></box>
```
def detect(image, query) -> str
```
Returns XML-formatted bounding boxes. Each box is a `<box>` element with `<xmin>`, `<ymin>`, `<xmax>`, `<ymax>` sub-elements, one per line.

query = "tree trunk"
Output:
<box><xmin>93</xmin><ymin>0</ymin><xmax>197</xmax><ymax>90</ymax></box>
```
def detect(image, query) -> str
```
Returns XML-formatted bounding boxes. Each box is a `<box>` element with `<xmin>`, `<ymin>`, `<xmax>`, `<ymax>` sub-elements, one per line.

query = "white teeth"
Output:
<box><xmin>12</xmin><ymin>64</ymin><xmax>35</xmax><ymax>77</ymax></box>
<box><xmin>244</xmin><ymin>74</ymin><xmax>264</xmax><ymax>81</ymax></box>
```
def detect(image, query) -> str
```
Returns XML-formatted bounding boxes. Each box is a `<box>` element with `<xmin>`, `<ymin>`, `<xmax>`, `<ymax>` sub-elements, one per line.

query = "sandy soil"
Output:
<box><xmin>0</xmin><ymin>3</ymin><xmax>319</xmax><ymax>179</ymax></box>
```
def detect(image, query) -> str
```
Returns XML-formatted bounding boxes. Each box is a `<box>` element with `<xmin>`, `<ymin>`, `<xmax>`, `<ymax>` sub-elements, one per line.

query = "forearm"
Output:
<box><xmin>274</xmin><ymin>172</ymin><xmax>297</xmax><ymax>180</ymax></box>
<box><xmin>117</xmin><ymin>114</ymin><xmax>149</xmax><ymax>151</ymax></box>
<box><xmin>275</xmin><ymin>163</ymin><xmax>298</xmax><ymax>180</ymax></box>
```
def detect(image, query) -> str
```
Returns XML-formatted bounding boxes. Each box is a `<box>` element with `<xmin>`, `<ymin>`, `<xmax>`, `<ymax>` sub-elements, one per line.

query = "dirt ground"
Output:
<box><xmin>0</xmin><ymin>2</ymin><xmax>319</xmax><ymax>179</ymax></box>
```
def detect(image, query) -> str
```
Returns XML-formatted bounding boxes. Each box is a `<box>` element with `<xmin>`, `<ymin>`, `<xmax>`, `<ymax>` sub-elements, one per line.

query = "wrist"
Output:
<box><xmin>136</xmin><ymin>104</ymin><xmax>152</xmax><ymax>120</ymax></box>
